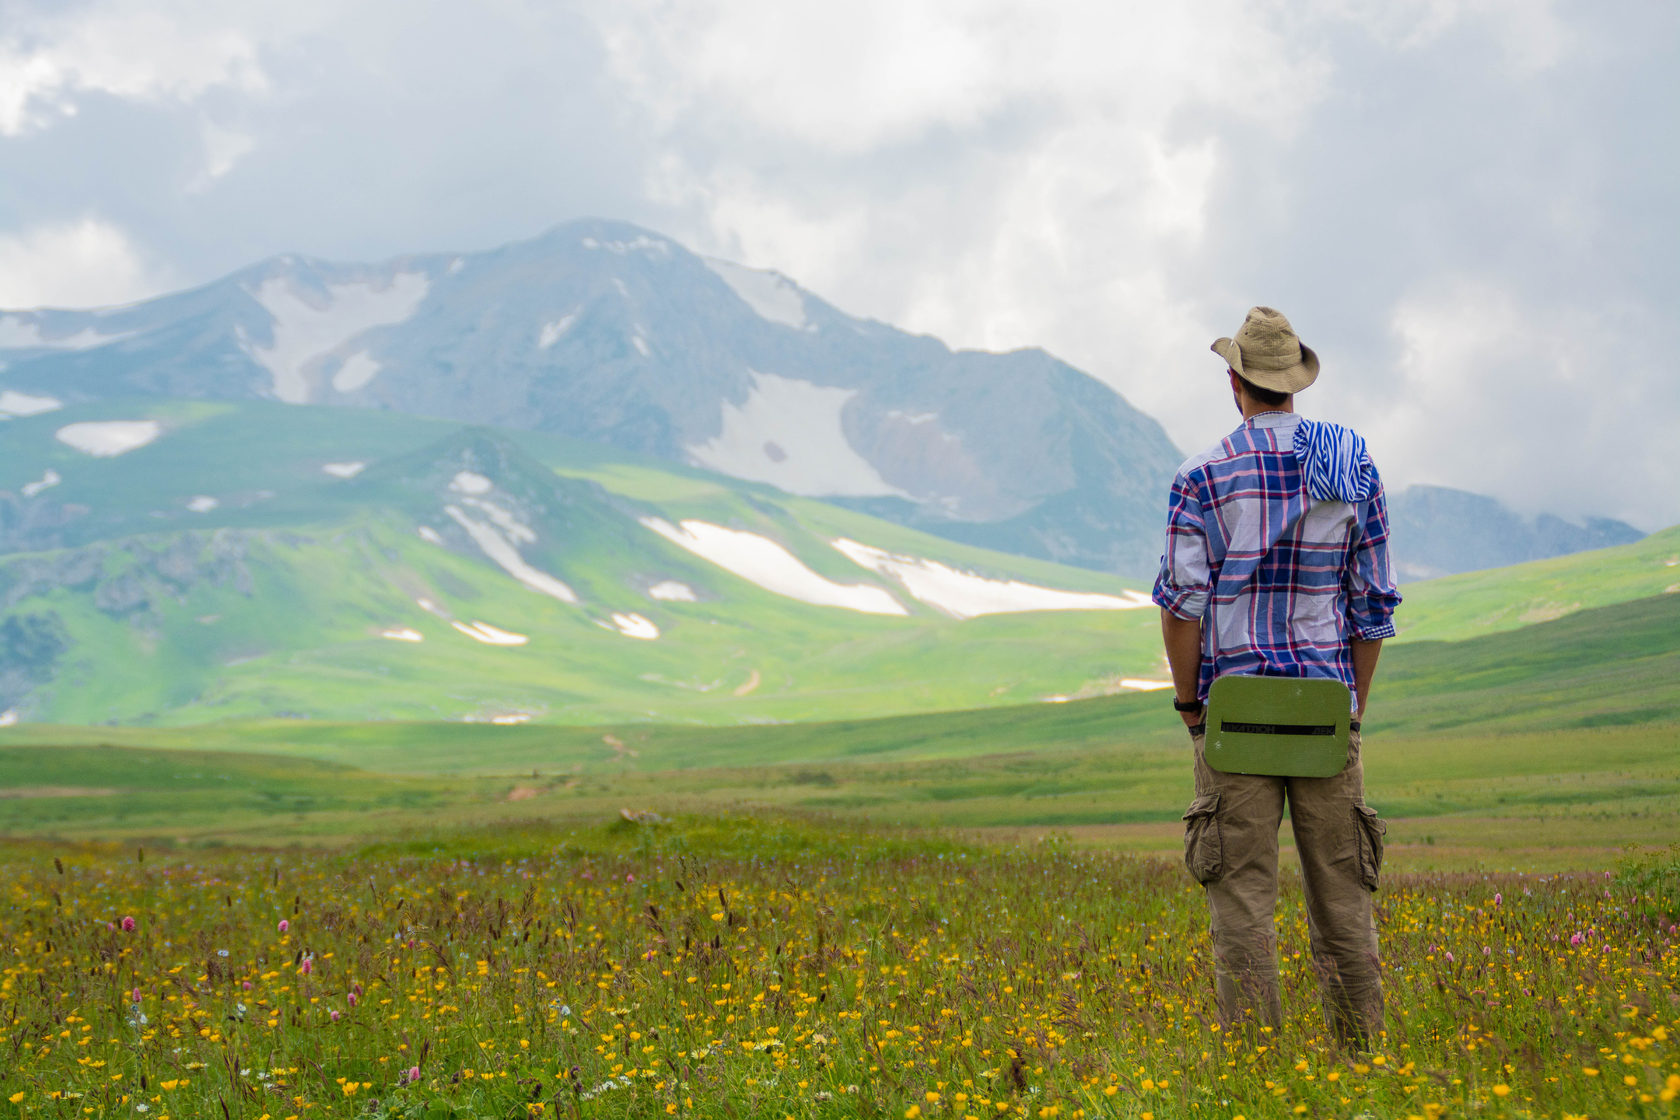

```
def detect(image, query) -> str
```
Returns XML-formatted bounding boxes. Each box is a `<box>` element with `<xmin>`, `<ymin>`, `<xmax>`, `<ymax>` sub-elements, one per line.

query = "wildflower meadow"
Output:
<box><xmin>1</xmin><ymin>816</ymin><xmax>1676</xmax><ymax>1120</ymax></box>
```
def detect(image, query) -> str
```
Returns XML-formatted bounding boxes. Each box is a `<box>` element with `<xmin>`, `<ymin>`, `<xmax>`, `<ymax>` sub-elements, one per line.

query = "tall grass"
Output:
<box><xmin>2</xmin><ymin>815</ymin><xmax>1674</xmax><ymax>1118</ymax></box>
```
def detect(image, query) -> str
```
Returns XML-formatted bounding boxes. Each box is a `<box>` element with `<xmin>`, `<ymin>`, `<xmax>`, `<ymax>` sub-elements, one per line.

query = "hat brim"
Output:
<box><xmin>1210</xmin><ymin>338</ymin><xmax>1319</xmax><ymax>394</ymax></box>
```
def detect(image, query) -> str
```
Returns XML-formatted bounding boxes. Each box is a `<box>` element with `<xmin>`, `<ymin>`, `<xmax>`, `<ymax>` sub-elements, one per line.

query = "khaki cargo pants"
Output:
<box><xmin>1182</xmin><ymin>728</ymin><xmax>1386</xmax><ymax>1047</ymax></box>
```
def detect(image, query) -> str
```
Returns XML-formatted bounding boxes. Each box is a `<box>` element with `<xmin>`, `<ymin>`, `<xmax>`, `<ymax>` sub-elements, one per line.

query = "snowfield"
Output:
<box><xmin>687</xmin><ymin>370</ymin><xmax>909</xmax><ymax>498</ymax></box>
<box><xmin>331</xmin><ymin>351</ymin><xmax>382</xmax><ymax>393</ymax></box>
<box><xmin>452</xmin><ymin>620</ymin><xmax>529</xmax><ymax>646</ymax></box>
<box><xmin>55</xmin><ymin>420</ymin><xmax>162</xmax><ymax>457</ymax></box>
<box><xmin>702</xmin><ymin>258</ymin><xmax>813</xmax><ymax>331</ymax></box>
<box><xmin>647</xmin><ymin>580</ymin><xmax>697</xmax><ymax>602</ymax></box>
<box><xmin>0</xmin><ymin>315</ymin><xmax>134</xmax><ymax>351</ymax></box>
<box><xmin>611</xmin><ymin>612</ymin><xmax>660</xmax><ymax>640</ymax></box>
<box><xmin>321</xmin><ymin>461</ymin><xmax>367</xmax><ymax>479</ymax></box>
<box><xmin>538</xmin><ymin>311</ymin><xmax>578</xmax><ymax>349</ymax></box>
<box><xmin>186</xmin><ymin>496</ymin><xmax>219</xmax><ymax>513</ymax></box>
<box><xmin>581</xmin><ymin>235</ymin><xmax>670</xmax><ymax>256</ymax></box>
<box><xmin>380</xmin><ymin>628</ymin><xmax>424</xmax><ymax>642</ymax></box>
<box><xmin>641</xmin><ymin>517</ymin><xmax>906</xmax><ymax>616</ymax></box>
<box><xmin>242</xmin><ymin>271</ymin><xmax>429</xmax><ymax>404</ymax></box>
<box><xmin>831</xmin><ymin>538</ymin><xmax>1153</xmax><ymax>619</ymax></box>
<box><xmin>449</xmin><ymin>471</ymin><xmax>493</xmax><ymax>496</ymax></box>
<box><xmin>0</xmin><ymin>390</ymin><xmax>64</xmax><ymax>417</ymax></box>
<box><xmin>20</xmin><ymin>469</ymin><xmax>60</xmax><ymax>497</ymax></box>
<box><xmin>444</xmin><ymin>505</ymin><xmax>578</xmax><ymax>604</ymax></box>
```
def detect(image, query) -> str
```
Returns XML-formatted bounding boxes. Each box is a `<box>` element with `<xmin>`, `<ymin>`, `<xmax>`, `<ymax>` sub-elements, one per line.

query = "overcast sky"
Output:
<box><xmin>1</xmin><ymin>0</ymin><xmax>1675</xmax><ymax>529</ymax></box>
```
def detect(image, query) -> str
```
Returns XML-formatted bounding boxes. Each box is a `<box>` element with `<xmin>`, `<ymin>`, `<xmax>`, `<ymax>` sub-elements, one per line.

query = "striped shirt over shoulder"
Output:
<box><xmin>1151</xmin><ymin>411</ymin><xmax>1401</xmax><ymax>702</ymax></box>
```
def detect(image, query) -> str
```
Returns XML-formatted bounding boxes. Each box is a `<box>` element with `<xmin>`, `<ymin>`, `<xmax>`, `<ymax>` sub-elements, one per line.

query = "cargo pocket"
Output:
<box><xmin>1182</xmin><ymin>792</ymin><xmax>1223</xmax><ymax>885</ymax></box>
<box><xmin>1354</xmin><ymin>803</ymin><xmax>1386</xmax><ymax>891</ymax></box>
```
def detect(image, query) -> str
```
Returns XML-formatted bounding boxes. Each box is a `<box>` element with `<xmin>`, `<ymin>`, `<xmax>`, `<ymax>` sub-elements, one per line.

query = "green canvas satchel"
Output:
<box><xmin>1202</xmin><ymin>675</ymin><xmax>1354</xmax><ymax>778</ymax></box>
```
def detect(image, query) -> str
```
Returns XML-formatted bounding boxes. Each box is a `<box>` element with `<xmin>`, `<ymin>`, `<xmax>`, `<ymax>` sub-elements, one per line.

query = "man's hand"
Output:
<box><xmin>1351</xmin><ymin>637</ymin><xmax>1383</xmax><ymax>720</ymax></box>
<box><xmin>1161</xmin><ymin>609</ymin><xmax>1205</xmax><ymax>728</ymax></box>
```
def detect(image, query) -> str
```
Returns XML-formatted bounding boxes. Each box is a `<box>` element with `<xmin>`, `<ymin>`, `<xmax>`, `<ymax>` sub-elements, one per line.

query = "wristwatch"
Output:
<box><xmin>1172</xmin><ymin>696</ymin><xmax>1203</xmax><ymax>713</ymax></box>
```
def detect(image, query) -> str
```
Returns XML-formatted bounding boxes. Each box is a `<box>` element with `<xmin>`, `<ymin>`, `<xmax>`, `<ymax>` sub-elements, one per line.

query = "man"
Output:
<box><xmin>1151</xmin><ymin>306</ymin><xmax>1401</xmax><ymax>1048</ymax></box>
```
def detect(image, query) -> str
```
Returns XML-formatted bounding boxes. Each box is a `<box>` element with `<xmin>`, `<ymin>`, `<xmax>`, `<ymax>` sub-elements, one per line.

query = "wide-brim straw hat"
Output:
<box><xmin>1210</xmin><ymin>306</ymin><xmax>1319</xmax><ymax>394</ymax></box>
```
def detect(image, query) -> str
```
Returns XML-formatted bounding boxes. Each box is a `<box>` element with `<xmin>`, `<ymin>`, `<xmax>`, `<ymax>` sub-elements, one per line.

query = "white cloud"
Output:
<box><xmin>0</xmin><ymin>218</ymin><xmax>171</xmax><ymax>308</ymax></box>
<box><xmin>1356</xmin><ymin>277</ymin><xmax>1673</xmax><ymax>529</ymax></box>
<box><xmin>0</xmin><ymin>5</ymin><xmax>268</xmax><ymax>137</ymax></box>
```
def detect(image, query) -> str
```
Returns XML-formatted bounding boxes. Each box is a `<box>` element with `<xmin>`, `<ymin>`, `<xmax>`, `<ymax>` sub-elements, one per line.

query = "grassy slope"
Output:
<box><xmin>3</xmin><ymin>400</ymin><xmax>1166</xmax><ymax>725</ymax></box>
<box><xmin>5</xmin><ymin>593</ymin><xmax>1676</xmax><ymax>865</ymax></box>
<box><xmin>1392</xmin><ymin>523</ymin><xmax>1680</xmax><ymax>642</ymax></box>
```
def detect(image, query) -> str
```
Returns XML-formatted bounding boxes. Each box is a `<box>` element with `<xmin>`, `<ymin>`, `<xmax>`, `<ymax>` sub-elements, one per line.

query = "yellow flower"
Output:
<box><xmin>1492</xmin><ymin>1084</ymin><xmax>1510</xmax><ymax>1097</ymax></box>
<box><xmin>9</xmin><ymin>1092</ymin><xmax>25</xmax><ymax>1104</ymax></box>
<box><xmin>905</xmin><ymin>1107</ymin><xmax>921</xmax><ymax>1119</ymax></box>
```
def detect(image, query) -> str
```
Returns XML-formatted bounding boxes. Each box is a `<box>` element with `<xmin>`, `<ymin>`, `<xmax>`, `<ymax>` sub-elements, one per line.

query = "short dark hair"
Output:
<box><xmin>1235</xmin><ymin>374</ymin><xmax>1290</xmax><ymax>408</ymax></box>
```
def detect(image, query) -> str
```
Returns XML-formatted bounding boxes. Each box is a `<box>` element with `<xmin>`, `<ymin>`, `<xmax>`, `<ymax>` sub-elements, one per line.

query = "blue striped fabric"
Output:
<box><xmin>1293</xmin><ymin>419</ymin><xmax>1375</xmax><ymax>503</ymax></box>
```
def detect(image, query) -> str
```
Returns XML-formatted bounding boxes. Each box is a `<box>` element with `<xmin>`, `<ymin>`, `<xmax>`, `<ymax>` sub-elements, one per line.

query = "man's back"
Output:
<box><xmin>1153</xmin><ymin>411</ymin><xmax>1399</xmax><ymax>701</ymax></box>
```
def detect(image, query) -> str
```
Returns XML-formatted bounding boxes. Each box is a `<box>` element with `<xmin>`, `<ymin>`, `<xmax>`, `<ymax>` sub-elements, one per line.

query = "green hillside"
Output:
<box><xmin>1393</xmin><ymin>523</ymin><xmax>1680</xmax><ymax>642</ymax></box>
<box><xmin>0</xmin><ymin>400</ymin><xmax>1165</xmax><ymax>726</ymax></box>
<box><xmin>4</xmin><ymin>592</ymin><xmax>1676</xmax><ymax>862</ymax></box>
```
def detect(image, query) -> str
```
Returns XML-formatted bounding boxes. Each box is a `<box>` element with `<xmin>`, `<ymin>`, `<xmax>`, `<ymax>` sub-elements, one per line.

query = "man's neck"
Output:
<box><xmin>1240</xmin><ymin>399</ymin><xmax>1294</xmax><ymax>421</ymax></box>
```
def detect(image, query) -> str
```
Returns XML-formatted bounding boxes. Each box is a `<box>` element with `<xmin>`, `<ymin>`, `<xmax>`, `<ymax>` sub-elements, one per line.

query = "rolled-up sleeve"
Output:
<box><xmin>1346</xmin><ymin>474</ymin><xmax>1401</xmax><ymax>639</ymax></box>
<box><xmin>1152</xmin><ymin>471</ymin><xmax>1211</xmax><ymax>621</ymax></box>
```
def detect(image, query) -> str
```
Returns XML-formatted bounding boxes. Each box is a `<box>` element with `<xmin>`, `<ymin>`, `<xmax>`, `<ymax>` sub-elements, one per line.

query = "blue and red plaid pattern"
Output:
<box><xmin>1152</xmin><ymin>412</ymin><xmax>1401</xmax><ymax>702</ymax></box>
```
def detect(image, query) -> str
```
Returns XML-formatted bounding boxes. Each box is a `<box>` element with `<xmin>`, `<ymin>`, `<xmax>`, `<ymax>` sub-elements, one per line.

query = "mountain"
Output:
<box><xmin>1385</xmin><ymin>485</ymin><xmax>1645</xmax><ymax>581</ymax></box>
<box><xmin>0</xmin><ymin>220</ymin><xmax>1182</xmax><ymax>576</ymax></box>
<box><xmin>0</xmin><ymin>401</ymin><xmax>1168</xmax><ymax>726</ymax></box>
<box><xmin>0</xmin><ymin>218</ymin><xmax>1642</xmax><ymax>581</ymax></box>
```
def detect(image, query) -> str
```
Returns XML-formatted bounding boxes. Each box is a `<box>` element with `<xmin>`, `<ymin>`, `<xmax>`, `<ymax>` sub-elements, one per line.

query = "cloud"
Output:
<box><xmin>0</xmin><ymin>3</ymin><xmax>270</xmax><ymax>137</ymax></box>
<box><xmin>0</xmin><ymin>0</ymin><xmax>1673</xmax><ymax>530</ymax></box>
<box><xmin>0</xmin><ymin>217</ymin><xmax>169</xmax><ymax>309</ymax></box>
<box><xmin>1361</xmin><ymin>277</ymin><xmax>1674</xmax><ymax>529</ymax></box>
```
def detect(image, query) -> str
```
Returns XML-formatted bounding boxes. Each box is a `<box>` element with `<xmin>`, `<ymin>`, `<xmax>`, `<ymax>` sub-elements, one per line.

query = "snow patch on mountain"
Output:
<box><xmin>321</xmin><ymin>461</ymin><xmax>366</xmax><ymax>479</ymax></box>
<box><xmin>687</xmin><ymin>370</ymin><xmax>908</xmax><ymax>498</ymax></box>
<box><xmin>831</xmin><ymin>538</ymin><xmax>1153</xmax><ymax>619</ymax></box>
<box><xmin>417</xmin><ymin>525</ymin><xmax>444</xmax><ymax>545</ymax></box>
<box><xmin>641</xmin><ymin>517</ymin><xmax>906</xmax><ymax>616</ymax></box>
<box><xmin>332</xmin><ymin>351</ymin><xmax>382</xmax><ymax>393</ymax></box>
<box><xmin>0</xmin><ymin>390</ymin><xmax>63</xmax><ymax>417</ymax></box>
<box><xmin>56</xmin><ymin>420</ymin><xmax>161</xmax><ymax>457</ymax></box>
<box><xmin>461</xmin><ymin>498</ymin><xmax>536</xmax><ymax>543</ymax></box>
<box><xmin>449</xmin><ymin>471</ymin><xmax>493</xmax><ymax>496</ymax></box>
<box><xmin>381</xmin><ymin>628</ymin><xmax>424</xmax><ymax>642</ymax></box>
<box><xmin>647</xmin><ymin>580</ymin><xmax>697</xmax><ymax>602</ymax></box>
<box><xmin>444</xmin><ymin>504</ymin><xmax>578</xmax><ymax>604</ymax></box>
<box><xmin>0</xmin><ymin>315</ymin><xmax>135</xmax><ymax>351</ymax></box>
<box><xmin>702</xmin><ymin>258</ymin><xmax>812</xmax><ymax>331</ymax></box>
<box><xmin>611</xmin><ymin>612</ymin><xmax>660</xmax><ymax>640</ymax></box>
<box><xmin>242</xmin><ymin>271</ymin><xmax>429</xmax><ymax>404</ymax></box>
<box><xmin>186</xmin><ymin>496</ymin><xmax>219</xmax><ymax>513</ymax></box>
<box><xmin>538</xmin><ymin>311</ymin><xmax>578</xmax><ymax>349</ymax></box>
<box><xmin>452</xmin><ymin>620</ymin><xmax>529</xmax><ymax>646</ymax></box>
<box><xmin>582</xmin><ymin>235</ymin><xmax>671</xmax><ymax>256</ymax></box>
<box><xmin>632</xmin><ymin>333</ymin><xmax>651</xmax><ymax>357</ymax></box>
<box><xmin>20</xmin><ymin>468</ymin><xmax>60</xmax><ymax>497</ymax></box>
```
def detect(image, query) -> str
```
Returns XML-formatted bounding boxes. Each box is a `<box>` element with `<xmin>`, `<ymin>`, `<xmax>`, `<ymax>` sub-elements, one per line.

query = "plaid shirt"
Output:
<box><xmin>1151</xmin><ymin>412</ymin><xmax>1401</xmax><ymax>702</ymax></box>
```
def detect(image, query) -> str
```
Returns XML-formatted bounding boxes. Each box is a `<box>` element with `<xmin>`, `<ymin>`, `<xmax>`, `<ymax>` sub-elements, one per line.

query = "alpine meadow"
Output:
<box><xmin>1</xmin><ymin>222</ymin><xmax>1676</xmax><ymax>1120</ymax></box>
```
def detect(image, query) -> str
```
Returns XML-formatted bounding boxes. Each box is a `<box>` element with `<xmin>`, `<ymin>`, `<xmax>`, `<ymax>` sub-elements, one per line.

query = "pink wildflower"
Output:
<box><xmin>330</xmin><ymin>1009</ymin><xmax>340</xmax><ymax>1022</ymax></box>
<box><xmin>300</xmin><ymin>957</ymin><xmax>314</xmax><ymax>976</ymax></box>
<box><xmin>120</xmin><ymin>916</ymin><xmax>135</xmax><ymax>932</ymax></box>
<box><xmin>278</xmin><ymin>919</ymin><xmax>289</xmax><ymax>933</ymax></box>
<box><xmin>406</xmin><ymin>1066</ymin><xmax>420</xmax><ymax>1084</ymax></box>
